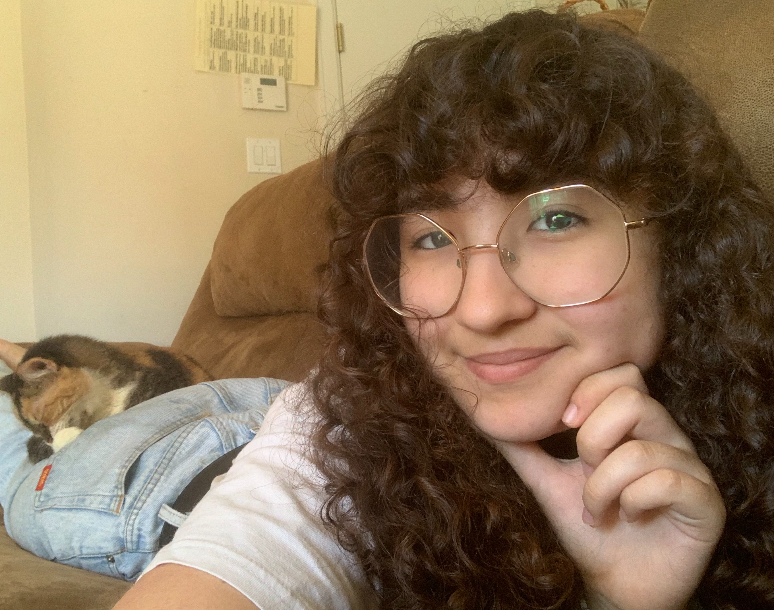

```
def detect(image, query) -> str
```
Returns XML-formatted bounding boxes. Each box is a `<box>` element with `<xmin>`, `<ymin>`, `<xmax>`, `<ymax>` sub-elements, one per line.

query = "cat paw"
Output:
<box><xmin>27</xmin><ymin>436</ymin><xmax>53</xmax><ymax>463</ymax></box>
<box><xmin>52</xmin><ymin>427</ymin><xmax>83</xmax><ymax>451</ymax></box>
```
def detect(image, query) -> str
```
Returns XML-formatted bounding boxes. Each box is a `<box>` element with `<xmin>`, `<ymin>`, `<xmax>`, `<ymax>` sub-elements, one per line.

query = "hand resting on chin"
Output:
<box><xmin>495</xmin><ymin>363</ymin><xmax>726</xmax><ymax>610</ymax></box>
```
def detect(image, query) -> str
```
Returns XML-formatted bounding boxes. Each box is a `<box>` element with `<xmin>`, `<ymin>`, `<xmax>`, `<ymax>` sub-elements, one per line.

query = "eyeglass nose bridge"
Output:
<box><xmin>456</xmin><ymin>242</ymin><xmax>517</xmax><ymax>267</ymax></box>
<box><xmin>455</xmin><ymin>242</ymin><xmax>500</xmax><ymax>268</ymax></box>
<box><xmin>457</xmin><ymin>243</ymin><xmax>500</xmax><ymax>254</ymax></box>
<box><xmin>452</xmin><ymin>242</ymin><xmax>528</xmax><ymax>313</ymax></box>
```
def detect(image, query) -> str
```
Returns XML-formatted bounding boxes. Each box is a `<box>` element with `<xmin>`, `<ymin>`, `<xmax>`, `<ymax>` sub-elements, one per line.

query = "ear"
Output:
<box><xmin>0</xmin><ymin>339</ymin><xmax>27</xmax><ymax>370</ymax></box>
<box><xmin>16</xmin><ymin>358</ymin><xmax>59</xmax><ymax>382</ymax></box>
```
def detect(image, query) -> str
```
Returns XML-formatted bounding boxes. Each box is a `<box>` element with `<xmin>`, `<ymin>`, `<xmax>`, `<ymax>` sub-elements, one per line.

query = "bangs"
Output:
<box><xmin>332</xmin><ymin>11</ymin><xmax>679</xmax><ymax>227</ymax></box>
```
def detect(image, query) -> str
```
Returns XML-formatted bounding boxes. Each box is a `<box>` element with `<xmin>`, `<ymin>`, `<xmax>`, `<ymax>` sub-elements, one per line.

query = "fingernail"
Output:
<box><xmin>582</xmin><ymin>507</ymin><xmax>596</xmax><ymax>527</ymax></box>
<box><xmin>562</xmin><ymin>403</ymin><xmax>578</xmax><ymax>426</ymax></box>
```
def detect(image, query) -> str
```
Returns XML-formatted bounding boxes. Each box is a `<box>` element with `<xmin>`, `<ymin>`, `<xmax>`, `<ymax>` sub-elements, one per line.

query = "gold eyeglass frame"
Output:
<box><xmin>363</xmin><ymin>184</ymin><xmax>652</xmax><ymax>319</ymax></box>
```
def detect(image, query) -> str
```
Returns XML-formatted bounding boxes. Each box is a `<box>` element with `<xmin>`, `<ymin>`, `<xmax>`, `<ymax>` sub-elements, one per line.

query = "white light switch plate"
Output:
<box><xmin>246</xmin><ymin>138</ymin><xmax>282</xmax><ymax>174</ymax></box>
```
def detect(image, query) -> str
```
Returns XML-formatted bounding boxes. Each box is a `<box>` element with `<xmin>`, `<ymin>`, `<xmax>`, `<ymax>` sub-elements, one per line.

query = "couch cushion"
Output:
<box><xmin>173</xmin><ymin>265</ymin><xmax>326</xmax><ymax>381</ymax></box>
<box><xmin>209</xmin><ymin>158</ymin><xmax>337</xmax><ymax>318</ymax></box>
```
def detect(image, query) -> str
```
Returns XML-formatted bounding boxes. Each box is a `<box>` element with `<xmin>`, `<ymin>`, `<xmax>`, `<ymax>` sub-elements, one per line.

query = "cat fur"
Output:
<box><xmin>0</xmin><ymin>335</ymin><xmax>212</xmax><ymax>462</ymax></box>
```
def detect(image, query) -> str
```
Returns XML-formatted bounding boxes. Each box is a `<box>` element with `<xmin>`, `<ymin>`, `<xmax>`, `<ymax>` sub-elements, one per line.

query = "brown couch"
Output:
<box><xmin>1</xmin><ymin>1</ymin><xmax>771</xmax><ymax>608</ymax></box>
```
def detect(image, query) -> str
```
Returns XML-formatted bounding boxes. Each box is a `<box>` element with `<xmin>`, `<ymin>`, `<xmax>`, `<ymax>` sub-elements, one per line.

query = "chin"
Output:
<box><xmin>462</xmin><ymin>400</ymin><xmax>568</xmax><ymax>445</ymax></box>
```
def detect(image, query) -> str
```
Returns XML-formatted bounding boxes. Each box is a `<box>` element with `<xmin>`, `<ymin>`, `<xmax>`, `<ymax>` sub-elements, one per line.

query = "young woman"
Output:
<box><xmin>117</xmin><ymin>10</ymin><xmax>774</xmax><ymax>610</ymax></box>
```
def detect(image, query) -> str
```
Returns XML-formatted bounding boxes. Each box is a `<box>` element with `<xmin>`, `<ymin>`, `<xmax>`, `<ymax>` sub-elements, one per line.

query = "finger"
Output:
<box><xmin>496</xmin><ymin>440</ymin><xmax>559</xmax><ymax>491</ymax></box>
<box><xmin>582</xmin><ymin>440</ymin><xmax>713</xmax><ymax>524</ymax></box>
<box><xmin>575</xmin><ymin>386</ymin><xmax>694</xmax><ymax>471</ymax></box>
<box><xmin>562</xmin><ymin>363</ymin><xmax>648</xmax><ymax>428</ymax></box>
<box><xmin>495</xmin><ymin>440</ymin><xmax>583</xmax><ymax>509</ymax></box>
<box><xmin>617</xmin><ymin>468</ymin><xmax>726</xmax><ymax>542</ymax></box>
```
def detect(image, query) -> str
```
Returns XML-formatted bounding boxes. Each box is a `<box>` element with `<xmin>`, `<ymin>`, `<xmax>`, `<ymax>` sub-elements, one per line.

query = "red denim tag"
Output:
<box><xmin>36</xmin><ymin>465</ymin><xmax>52</xmax><ymax>491</ymax></box>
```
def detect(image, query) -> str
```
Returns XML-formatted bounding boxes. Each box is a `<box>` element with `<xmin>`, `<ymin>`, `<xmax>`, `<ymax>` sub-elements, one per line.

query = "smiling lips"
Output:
<box><xmin>464</xmin><ymin>347</ymin><xmax>561</xmax><ymax>383</ymax></box>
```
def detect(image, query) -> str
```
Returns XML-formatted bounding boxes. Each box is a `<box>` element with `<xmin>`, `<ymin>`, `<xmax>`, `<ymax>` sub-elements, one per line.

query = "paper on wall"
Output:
<box><xmin>195</xmin><ymin>0</ymin><xmax>317</xmax><ymax>86</ymax></box>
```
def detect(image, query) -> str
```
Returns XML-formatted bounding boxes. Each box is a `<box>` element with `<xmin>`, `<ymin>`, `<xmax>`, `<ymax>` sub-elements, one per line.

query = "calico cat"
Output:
<box><xmin>0</xmin><ymin>335</ymin><xmax>212</xmax><ymax>462</ymax></box>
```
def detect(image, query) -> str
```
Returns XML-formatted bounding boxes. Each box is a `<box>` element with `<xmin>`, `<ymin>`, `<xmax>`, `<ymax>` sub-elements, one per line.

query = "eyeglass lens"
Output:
<box><xmin>364</xmin><ymin>185</ymin><xmax>630</xmax><ymax>318</ymax></box>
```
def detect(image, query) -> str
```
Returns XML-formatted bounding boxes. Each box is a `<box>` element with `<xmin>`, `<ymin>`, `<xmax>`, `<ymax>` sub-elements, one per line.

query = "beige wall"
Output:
<box><xmin>10</xmin><ymin>0</ymin><xmax>320</xmax><ymax>346</ymax></box>
<box><xmin>0</xmin><ymin>0</ymin><xmax>36</xmax><ymax>343</ymax></box>
<box><xmin>5</xmin><ymin>0</ymin><xmax>644</xmax><ymax>348</ymax></box>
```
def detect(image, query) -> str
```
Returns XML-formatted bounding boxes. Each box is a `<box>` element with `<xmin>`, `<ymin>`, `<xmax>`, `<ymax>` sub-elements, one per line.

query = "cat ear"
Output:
<box><xmin>16</xmin><ymin>358</ymin><xmax>59</xmax><ymax>382</ymax></box>
<box><xmin>0</xmin><ymin>339</ymin><xmax>27</xmax><ymax>370</ymax></box>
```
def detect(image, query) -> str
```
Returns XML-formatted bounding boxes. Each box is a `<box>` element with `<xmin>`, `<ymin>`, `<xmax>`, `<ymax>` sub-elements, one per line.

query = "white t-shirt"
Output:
<box><xmin>143</xmin><ymin>383</ymin><xmax>377</xmax><ymax>610</ymax></box>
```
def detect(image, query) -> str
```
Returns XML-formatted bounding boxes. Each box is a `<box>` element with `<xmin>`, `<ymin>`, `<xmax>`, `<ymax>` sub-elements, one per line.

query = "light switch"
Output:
<box><xmin>246</xmin><ymin>138</ymin><xmax>282</xmax><ymax>174</ymax></box>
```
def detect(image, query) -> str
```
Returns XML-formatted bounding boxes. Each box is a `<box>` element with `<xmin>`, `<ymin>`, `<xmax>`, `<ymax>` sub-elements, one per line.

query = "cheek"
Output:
<box><xmin>562</xmin><ymin>283</ymin><xmax>665</xmax><ymax>371</ymax></box>
<box><xmin>576</xmin><ymin>230</ymin><xmax>665</xmax><ymax>369</ymax></box>
<box><xmin>400</xmin><ymin>268</ymin><xmax>460</xmax><ymax>318</ymax></box>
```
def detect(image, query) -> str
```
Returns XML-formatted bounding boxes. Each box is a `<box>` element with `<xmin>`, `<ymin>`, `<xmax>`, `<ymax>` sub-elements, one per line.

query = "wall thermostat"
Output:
<box><xmin>241</xmin><ymin>74</ymin><xmax>287</xmax><ymax>111</ymax></box>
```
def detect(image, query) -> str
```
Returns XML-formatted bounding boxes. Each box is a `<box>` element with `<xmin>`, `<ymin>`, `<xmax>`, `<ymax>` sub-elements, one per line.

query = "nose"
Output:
<box><xmin>452</xmin><ymin>246</ymin><xmax>537</xmax><ymax>331</ymax></box>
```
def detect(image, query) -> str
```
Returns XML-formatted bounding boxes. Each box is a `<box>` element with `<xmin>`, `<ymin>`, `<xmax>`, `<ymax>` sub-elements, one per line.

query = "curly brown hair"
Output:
<box><xmin>310</xmin><ymin>10</ymin><xmax>774</xmax><ymax>610</ymax></box>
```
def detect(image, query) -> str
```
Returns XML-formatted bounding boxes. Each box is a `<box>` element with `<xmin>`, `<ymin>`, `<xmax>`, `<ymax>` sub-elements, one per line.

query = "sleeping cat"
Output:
<box><xmin>0</xmin><ymin>335</ymin><xmax>212</xmax><ymax>462</ymax></box>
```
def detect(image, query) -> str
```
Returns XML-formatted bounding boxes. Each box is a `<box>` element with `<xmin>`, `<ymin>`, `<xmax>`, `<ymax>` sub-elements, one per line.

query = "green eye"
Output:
<box><xmin>414</xmin><ymin>230</ymin><xmax>453</xmax><ymax>250</ymax></box>
<box><xmin>531</xmin><ymin>211</ymin><xmax>580</xmax><ymax>232</ymax></box>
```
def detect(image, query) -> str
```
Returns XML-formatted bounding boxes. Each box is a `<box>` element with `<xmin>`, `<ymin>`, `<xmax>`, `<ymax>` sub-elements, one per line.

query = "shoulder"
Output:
<box><xmin>113</xmin><ymin>564</ymin><xmax>257</xmax><ymax>610</ymax></box>
<box><xmin>137</xmin><ymin>379</ymin><xmax>377</xmax><ymax>610</ymax></box>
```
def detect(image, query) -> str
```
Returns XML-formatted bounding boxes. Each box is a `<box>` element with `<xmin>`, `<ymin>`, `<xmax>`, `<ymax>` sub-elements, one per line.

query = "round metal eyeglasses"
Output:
<box><xmin>363</xmin><ymin>184</ymin><xmax>652</xmax><ymax>319</ymax></box>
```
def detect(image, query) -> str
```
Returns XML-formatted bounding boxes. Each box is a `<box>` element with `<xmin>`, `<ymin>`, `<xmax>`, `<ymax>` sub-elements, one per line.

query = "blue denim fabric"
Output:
<box><xmin>0</xmin><ymin>377</ymin><xmax>289</xmax><ymax>581</ymax></box>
